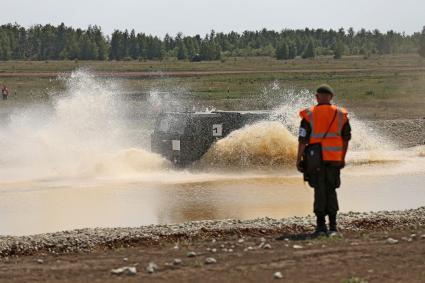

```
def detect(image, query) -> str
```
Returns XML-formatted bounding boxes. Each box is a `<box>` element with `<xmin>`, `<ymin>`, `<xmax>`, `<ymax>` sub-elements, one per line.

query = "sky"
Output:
<box><xmin>1</xmin><ymin>0</ymin><xmax>424</xmax><ymax>36</ymax></box>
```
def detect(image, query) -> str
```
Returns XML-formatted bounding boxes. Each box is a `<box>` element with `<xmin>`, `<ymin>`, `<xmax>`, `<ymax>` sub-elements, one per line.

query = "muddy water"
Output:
<box><xmin>1</xmin><ymin>159</ymin><xmax>424</xmax><ymax>236</ymax></box>
<box><xmin>0</xmin><ymin>71</ymin><xmax>424</xmax><ymax>236</ymax></box>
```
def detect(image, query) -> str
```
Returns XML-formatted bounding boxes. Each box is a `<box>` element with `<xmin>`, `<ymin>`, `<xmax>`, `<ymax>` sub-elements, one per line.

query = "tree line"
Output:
<box><xmin>1</xmin><ymin>23</ymin><xmax>425</xmax><ymax>61</ymax></box>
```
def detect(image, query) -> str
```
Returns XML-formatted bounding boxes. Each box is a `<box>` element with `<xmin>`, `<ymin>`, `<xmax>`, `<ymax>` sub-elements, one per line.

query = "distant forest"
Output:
<box><xmin>0</xmin><ymin>23</ymin><xmax>425</xmax><ymax>61</ymax></box>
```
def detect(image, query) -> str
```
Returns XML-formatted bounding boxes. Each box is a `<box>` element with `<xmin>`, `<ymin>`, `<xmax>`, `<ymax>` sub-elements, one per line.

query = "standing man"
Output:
<box><xmin>2</xmin><ymin>85</ymin><xmax>9</xmax><ymax>100</ymax></box>
<box><xmin>296</xmin><ymin>84</ymin><xmax>351</xmax><ymax>237</ymax></box>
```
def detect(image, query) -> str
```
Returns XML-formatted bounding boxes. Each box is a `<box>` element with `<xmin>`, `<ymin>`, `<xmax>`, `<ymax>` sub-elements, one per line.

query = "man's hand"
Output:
<box><xmin>341</xmin><ymin>141</ymin><xmax>349</xmax><ymax>169</ymax></box>
<box><xmin>296</xmin><ymin>160</ymin><xmax>304</xmax><ymax>173</ymax></box>
<box><xmin>296</xmin><ymin>143</ymin><xmax>307</xmax><ymax>173</ymax></box>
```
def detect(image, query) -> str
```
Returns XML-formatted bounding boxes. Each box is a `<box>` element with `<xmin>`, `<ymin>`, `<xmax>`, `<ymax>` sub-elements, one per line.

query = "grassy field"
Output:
<box><xmin>1</xmin><ymin>54</ymin><xmax>425</xmax><ymax>119</ymax></box>
<box><xmin>1</xmin><ymin>54</ymin><xmax>425</xmax><ymax>72</ymax></box>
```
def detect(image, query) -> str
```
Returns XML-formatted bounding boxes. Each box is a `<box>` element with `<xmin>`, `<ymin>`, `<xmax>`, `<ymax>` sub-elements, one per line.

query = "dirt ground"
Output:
<box><xmin>0</xmin><ymin>228</ymin><xmax>424</xmax><ymax>283</ymax></box>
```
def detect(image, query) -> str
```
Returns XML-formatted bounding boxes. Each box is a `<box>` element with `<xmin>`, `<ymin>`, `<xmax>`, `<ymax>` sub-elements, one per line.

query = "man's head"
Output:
<box><xmin>315</xmin><ymin>84</ymin><xmax>334</xmax><ymax>104</ymax></box>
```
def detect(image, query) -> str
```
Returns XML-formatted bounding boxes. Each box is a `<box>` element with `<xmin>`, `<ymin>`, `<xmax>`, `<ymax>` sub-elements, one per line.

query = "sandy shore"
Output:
<box><xmin>0</xmin><ymin>207</ymin><xmax>424</xmax><ymax>282</ymax></box>
<box><xmin>1</xmin><ymin>207</ymin><xmax>424</xmax><ymax>256</ymax></box>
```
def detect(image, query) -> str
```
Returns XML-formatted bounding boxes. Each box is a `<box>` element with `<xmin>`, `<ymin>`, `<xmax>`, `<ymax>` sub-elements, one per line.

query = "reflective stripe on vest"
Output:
<box><xmin>322</xmin><ymin>146</ymin><xmax>343</xmax><ymax>152</ymax></box>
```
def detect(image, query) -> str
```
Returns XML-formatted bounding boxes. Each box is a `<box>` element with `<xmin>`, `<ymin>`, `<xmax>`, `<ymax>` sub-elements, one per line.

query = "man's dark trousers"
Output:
<box><xmin>308</xmin><ymin>163</ymin><xmax>341</xmax><ymax>231</ymax></box>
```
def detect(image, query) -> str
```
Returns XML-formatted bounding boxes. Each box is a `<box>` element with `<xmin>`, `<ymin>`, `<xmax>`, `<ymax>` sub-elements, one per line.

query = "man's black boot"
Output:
<box><xmin>312</xmin><ymin>215</ymin><xmax>327</xmax><ymax>238</ymax></box>
<box><xmin>328</xmin><ymin>213</ymin><xmax>340</xmax><ymax>236</ymax></box>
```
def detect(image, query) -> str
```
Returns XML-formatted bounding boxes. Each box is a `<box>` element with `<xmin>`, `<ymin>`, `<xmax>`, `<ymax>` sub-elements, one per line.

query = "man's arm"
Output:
<box><xmin>296</xmin><ymin>142</ymin><xmax>307</xmax><ymax>172</ymax></box>
<box><xmin>340</xmin><ymin>140</ymin><xmax>349</xmax><ymax>168</ymax></box>
<box><xmin>340</xmin><ymin>119</ymin><xmax>351</xmax><ymax>168</ymax></box>
<box><xmin>296</xmin><ymin>119</ymin><xmax>310</xmax><ymax>172</ymax></box>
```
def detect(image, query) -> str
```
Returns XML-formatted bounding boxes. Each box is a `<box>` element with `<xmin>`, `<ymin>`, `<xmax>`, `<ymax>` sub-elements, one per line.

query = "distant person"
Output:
<box><xmin>2</xmin><ymin>85</ymin><xmax>9</xmax><ymax>100</ymax></box>
<box><xmin>296</xmin><ymin>84</ymin><xmax>351</xmax><ymax>237</ymax></box>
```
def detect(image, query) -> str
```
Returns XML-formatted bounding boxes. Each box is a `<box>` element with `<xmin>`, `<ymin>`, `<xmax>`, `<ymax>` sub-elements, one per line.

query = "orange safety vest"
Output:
<box><xmin>299</xmin><ymin>104</ymin><xmax>348</xmax><ymax>162</ymax></box>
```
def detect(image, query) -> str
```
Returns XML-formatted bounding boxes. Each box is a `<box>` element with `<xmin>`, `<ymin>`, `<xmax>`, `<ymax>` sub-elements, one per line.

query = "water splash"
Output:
<box><xmin>0</xmin><ymin>70</ymin><xmax>166</xmax><ymax>182</ymax></box>
<box><xmin>0</xmin><ymin>75</ymin><xmax>422</xmax><ymax>183</ymax></box>
<box><xmin>201</xmin><ymin>82</ymin><xmax>404</xmax><ymax>169</ymax></box>
<box><xmin>93</xmin><ymin>148</ymin><xmax>170</xmax><ymax>176</ymax></box>
<box><xmin>201</xmin><ymin>121</ymin><xmax>298</xmax><ymax>168</ymax></box>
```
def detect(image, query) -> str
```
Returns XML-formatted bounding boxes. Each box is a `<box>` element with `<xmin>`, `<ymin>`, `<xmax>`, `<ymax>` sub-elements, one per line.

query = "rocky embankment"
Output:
<box><xmin>1</xmin><ymin>207</ymin><xmax>424</xmax><ymax>257</ymax></box>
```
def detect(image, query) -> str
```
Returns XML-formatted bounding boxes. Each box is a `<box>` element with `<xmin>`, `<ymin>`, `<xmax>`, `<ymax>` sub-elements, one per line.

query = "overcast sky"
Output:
<box><xmin>1</xmin><ymin>0</ymin><xmax>424</xmax><ymax>36</ymax></box>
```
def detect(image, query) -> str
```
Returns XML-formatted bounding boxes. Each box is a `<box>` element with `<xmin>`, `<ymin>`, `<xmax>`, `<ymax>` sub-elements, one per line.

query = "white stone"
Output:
<box><xmin>111</xmin><ymin>266</ymin><xmax>137</xmax><ymax>276</ymax></box>
<box><xmin>263</xmin><ymin>244</ymin><xmax>272</xmax><ymax>249</ymax></box>
<box><xmin>273</xmin><ymin>271</ymin><xmax>283</xmax><ymax>279</ymax></box>
<box><xmin>146</xmin><ymin>262</ymin><xmax>158</xmax><ymax>274</ymax></box>
<box><xmin>386</xmin><ymin>238</ymin><xmax>399</xmax><ymax>244</ymax></box>
<box><xmin>205</xmin><ymin>257</ymin><xmax>217</xmax><ymax>264</ymax></box>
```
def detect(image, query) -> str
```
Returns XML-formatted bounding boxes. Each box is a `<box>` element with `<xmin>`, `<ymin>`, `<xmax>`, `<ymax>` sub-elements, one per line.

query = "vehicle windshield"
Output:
<box><xmin>158</xmin><ymin>115</ymin><xmax>187</xmax><ymax>134</ymax></box>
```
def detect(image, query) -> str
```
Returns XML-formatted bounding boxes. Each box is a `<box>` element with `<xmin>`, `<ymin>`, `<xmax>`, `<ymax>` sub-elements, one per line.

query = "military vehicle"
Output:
<box><xmin>151</xmin><ymin>110</ymin><xmax>270</xmax><ymax>166</ymax></box>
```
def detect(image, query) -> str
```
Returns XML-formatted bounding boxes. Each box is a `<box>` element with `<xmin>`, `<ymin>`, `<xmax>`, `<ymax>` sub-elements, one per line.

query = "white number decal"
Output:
<box><xmin>172</xmin><ymin>140</ymin><xmax>181</xmax><ymax>151</ymax></box>
<box><xmin>212</xmin><ymin>124</ymin><xmax>223</xmax><ymax>137</ymax></box>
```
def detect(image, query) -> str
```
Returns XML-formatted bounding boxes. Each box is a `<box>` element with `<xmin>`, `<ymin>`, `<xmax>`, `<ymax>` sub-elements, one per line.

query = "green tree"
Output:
<box><xmin>0</xmin><ymin>31</ymin><xmax>11</xmax><ymax>60</ymax></box>
<box><xmin>65</xmin><ymin>33</ymin><xmax>80</xmax><ymax>59</ymax></box>
<box><xmin>55</xmin><ymin>23</ymin><xmax>67</xmax><ymax>59</ymax></box>
<box><xmin>302</xmin><ymin>38</ymin><xmax>316</xmax><ymax>58</ymax></box>
<box><xmin>419</xmin><ymin>26</ymin><xmax>425</xmax><ymax>58</ymax></box>
<box><xmin>275</xmin><ymin>41</ymin><xmax>289</xmax><ymax>60</ymax></box>
<box><xmin>137</xmin><ymin>33</ymin><xmax>147</xmax><ymax>59</ymax></box>
<box><xmin>199</xmin><ymin>40</ymin><xmax>221</xmax><ymax>60</ymax></box>
<box><xmin>288</xmin><ymin>41</ymin><xmax>297</xmax><ymax>59</ymax></box>
<box><xmin>333</xmin><ymin>40</ymin><xmax>345</xmax><ymax>59</ymax></box>
<box><xmin>184</xmin><ymin>37</ymin><xmax>199</xmax><ymax>59</ymax></box>
<box><xmin>39</xmin><ymin>24</ymin><xmax>57</xmax><ymax>60</ymax></box>
<box><xmin>79</xmin><ymin>33</ymin><xmax>98</xmax><ymax>60</ymax></box>
<box><xmin>90</xmin><ymin>25</ymin><xmax>108</xmax><ymax>60</ymax></box>
<box><xmin>129</xmin><ymin>29</ymin><xmax>139</xmax><ymax>59</ymax></box>
<box><xmin>121</xmin><ymin>30</ymin><xmax>129</xmax><ymax>59</ymax></box>
<box><xmin>0</xmin><ymin>23</ymin><xmax>421</xmax><ymax>61</ymax></box>
<box><xmin>377</xmin><ymin>35</ymin><xmax>391</xmax><ymax>54</ymax></box>
<box><xmin>146</xmin><ymin>36</ymin><xmax>165</xmax><ymax>60</ymax></box>
<box><xmin>163</xmin><ymin>33</ymin><xmax>174</xmax><ymax>51</ymax></box>
<box><xmin>109</xmin><ymin>30</ymin><xmax>123</xmax><ymax>60</ymax></box>
<box><xmin>176</xmin><ymin>40</ymin><xmax>188</xmax><ymax>60</ymax></box>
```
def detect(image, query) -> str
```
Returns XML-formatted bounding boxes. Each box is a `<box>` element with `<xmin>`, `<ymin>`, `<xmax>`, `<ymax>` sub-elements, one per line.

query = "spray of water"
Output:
<box><xmin>201</xmin><ymin>81</ymin><xmax>412</xmax><ymax>169</ymax></box>
<box><xmin>0</xmin><ymin>70</ymin><xmax>168</xmax><ymax>182</ymax></box>
<box><xmin>201</xmin><ymin>121</ymin><xmax>298</xmax><ymax>168</ymax></box>
<box><xmin>0</xmin><ymin>74</ymin><xmax>422</xmax><ymax>183</ymax></box>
